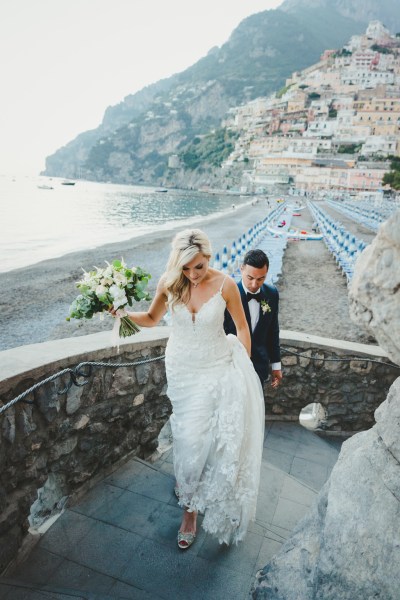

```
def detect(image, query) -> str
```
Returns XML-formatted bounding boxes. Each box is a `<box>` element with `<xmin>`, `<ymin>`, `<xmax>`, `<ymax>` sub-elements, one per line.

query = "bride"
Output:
<box><xmin>123</xmin><ymin>229</ymin><xmax>264</xmax><ymax>548</ymax></box>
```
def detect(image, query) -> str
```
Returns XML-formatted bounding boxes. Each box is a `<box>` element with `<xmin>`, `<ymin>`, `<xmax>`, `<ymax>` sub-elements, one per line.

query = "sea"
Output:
<box><xmin>0</xmin><ymin>176</ymin><xmax>249</xmax><ymax>273</ymax></box>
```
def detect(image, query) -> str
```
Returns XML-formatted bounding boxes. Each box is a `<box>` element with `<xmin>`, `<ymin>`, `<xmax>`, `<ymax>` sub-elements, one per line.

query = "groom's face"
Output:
<box><xmin>241</xmin><ymin>264</ymin><xmax>268</xmax><ymax>293</ymax></box>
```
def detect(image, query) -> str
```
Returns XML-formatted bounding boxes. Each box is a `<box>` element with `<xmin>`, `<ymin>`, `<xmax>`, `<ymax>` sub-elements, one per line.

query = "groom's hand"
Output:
<box><xmin>271</xmin><ymin>370</ymin><xmax>282</xmax><ymax>388</ymax></box>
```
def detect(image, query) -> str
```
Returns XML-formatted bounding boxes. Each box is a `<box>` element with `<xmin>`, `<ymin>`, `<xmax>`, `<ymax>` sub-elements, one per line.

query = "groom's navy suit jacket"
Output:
<box><xmin>223</xmin><ymin>281</ymin><xmax>281</xmax><ymax>383</ymax></box>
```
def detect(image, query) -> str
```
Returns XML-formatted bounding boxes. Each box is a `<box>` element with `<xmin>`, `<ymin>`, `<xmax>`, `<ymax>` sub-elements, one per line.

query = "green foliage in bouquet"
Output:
<box><xmin>67</xmin><ymin>259</ymin><xmax>152</xmax><ymax>337</ymax></box>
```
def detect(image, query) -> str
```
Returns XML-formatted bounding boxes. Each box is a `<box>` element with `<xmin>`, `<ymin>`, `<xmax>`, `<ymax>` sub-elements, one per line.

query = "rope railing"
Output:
<box><xmin>1</xmin><ymin>345</ymin><xmax>398</xmax><ymax>415</ymax></box>
<box><xmin>0</xmin><ymin>354</ymin><xmax>165</xmax><ymax>415</ymax></box>
<box><xmin>281</xmin><ymin>347</ymin><xmax>399</xmax><ymax>369</ymax></box>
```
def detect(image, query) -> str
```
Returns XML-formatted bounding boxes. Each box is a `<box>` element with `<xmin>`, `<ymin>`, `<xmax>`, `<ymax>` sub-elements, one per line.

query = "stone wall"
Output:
<box><xmin>0</xmin><ymin>328</ymin><xmax>169</xmax><ymax>574</ymax></box>
<box><xmin>0</xmin><ymin>327</ymin><xmax>398</xmax><ymax>574</ymax></box>
<box><xmin>267</xmin><ymin>331</ymin><xmax>399</xmax><ymax>435</ymax></box>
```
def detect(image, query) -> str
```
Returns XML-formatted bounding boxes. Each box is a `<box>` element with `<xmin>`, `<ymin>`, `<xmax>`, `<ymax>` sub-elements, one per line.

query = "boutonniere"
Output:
<box><xmin>261</xmin><ymin>299</ymin><xmax>271</xmax><ymax>314</ymax></box>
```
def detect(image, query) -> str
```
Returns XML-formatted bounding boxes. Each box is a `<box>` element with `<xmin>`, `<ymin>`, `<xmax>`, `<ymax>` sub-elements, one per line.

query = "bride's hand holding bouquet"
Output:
<box><xmin>67</xmin><ymin>259</ymin><xmax>151</xmax><ymax>338</ymax></box>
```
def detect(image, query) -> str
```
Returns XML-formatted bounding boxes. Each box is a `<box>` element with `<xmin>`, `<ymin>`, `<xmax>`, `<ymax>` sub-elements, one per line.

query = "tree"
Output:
<box><xmin>179</xmin><ymin>128</ymin><xmax>238</xmax><ymax>170</ymax></box>
<box><xmin>337</xmin><ymin>144</ymin><xmax>361</xmax><ymax>154</ymax></box>
<box><xmin>383</xmin><ymin>158</ymin><xmax>400</xmax><ymax>190</ymax></box>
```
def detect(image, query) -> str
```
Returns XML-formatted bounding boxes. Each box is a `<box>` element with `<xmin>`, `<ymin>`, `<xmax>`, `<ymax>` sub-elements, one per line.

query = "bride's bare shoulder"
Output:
<box><xmin>221</xmin><ymin>275</ymin><xmax>238</xmax><ymax>298</ymax></box>
<box><xmin>208</xmin><ymin>267</ymin><xmax>225</xmax><ymax>282</ymax></box>
<box><xmin>156</xmin><ymin>273</ymin><xmax>168</xmax><ymax>296</ymax></box>
<box><xmin>208</xmin><ymin>269</ymin><xmax>236</xmax><ymax>293</ymax></box>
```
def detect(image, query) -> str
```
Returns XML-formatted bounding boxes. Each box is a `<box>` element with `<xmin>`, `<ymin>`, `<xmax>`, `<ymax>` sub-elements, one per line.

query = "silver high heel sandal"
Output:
<box><xmin>177</xmin><ymin>530</ymin><xmax>196</xmax><ymax>549</ymax></box>
<box><xmin>177</xmin><ymin>508</ymin><xmax>197</xmax><ymax>549</ymax></box>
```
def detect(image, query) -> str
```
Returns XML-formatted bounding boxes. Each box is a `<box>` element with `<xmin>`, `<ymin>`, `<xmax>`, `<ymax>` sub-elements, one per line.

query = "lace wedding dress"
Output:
<box><xmin>165</xmin><ymin>280</ymin><xmax>265</xmax><ymax>544</ymax></box>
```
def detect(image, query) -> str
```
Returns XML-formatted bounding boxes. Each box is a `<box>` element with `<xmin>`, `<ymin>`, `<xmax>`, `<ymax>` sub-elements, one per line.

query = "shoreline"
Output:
<box><xmin>0</xmin><ymin>198</ymin><xmax>375</xmax><ymax>351</ymax></box>
<box><xmin>0</xmin><ymin>198</ymin><xmax>256</xmax><ymax>276</ymax></box>
<box><xmin>0</xmin><ymin>189</ymin><xmax>255</xmax><ymax>275</ymax></box>
<box><xmin>0</xmin><ymin>200</ymin><xmax>270</xmax><ymax>350</ymax></box>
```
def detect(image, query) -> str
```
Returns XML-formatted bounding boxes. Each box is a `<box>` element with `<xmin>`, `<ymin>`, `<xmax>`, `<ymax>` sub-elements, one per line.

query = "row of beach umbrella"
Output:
<box><xmin>213</xmin><ymin>204</ymin><xmax>288</xmax><ymax>283</ymax></box>
<box><xmin>326</xmin><ymin>199</ymin><xmax>397</xmax><ymax>233</ymax></box>
<box><xmin>308</xmin><ymin>201</ymin><xmax>368</xmax><ymax>283</ymax></box>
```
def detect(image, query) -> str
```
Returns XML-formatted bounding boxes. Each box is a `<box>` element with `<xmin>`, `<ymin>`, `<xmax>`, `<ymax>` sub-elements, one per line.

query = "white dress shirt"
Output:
<box><xmin>242</xmin><ymin>282</ymin><xmax>281</xmax><ymax>371</ymax></box>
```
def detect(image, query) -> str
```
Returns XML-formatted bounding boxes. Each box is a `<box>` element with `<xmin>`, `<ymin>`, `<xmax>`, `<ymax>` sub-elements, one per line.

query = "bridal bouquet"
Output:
<box><xmin>67</xmin><ymin>259</ymin><xmax>151</xmax><ymax>337</ymax></box>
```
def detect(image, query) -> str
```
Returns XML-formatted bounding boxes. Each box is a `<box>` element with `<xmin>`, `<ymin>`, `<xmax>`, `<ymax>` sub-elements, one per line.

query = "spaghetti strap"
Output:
<box><xmin>219</xmin><ymin>274</ymin><xmax>228</xmax><ymax>293</ymax></box>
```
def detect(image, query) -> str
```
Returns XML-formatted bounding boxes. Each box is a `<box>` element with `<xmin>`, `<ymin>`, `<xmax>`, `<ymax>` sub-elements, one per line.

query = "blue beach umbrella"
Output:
<box><xmin>214</xmin><ymin>252</ymin><xmax>221</xmax><ymax>270</ymax></box>
<box><xmin>237</xmin><ymin>237</ymin><xmax>242</xmax><ymax>259</ymax></box>
<box><xmin>231</xmin><ymin>241</ymin><xmax>237</xmax><ymax>264</ymax></box>
<box><xmin>222</xmin><ymin>246</ymin><xmax>229</xmax><ymax>272</ymax></box>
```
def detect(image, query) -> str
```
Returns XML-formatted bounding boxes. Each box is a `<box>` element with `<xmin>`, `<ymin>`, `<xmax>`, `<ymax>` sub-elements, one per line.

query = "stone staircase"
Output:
<box><xmin>0</xmin><ymin>422</ymin><xmax>343</xmax><ymax>599</ymax></box>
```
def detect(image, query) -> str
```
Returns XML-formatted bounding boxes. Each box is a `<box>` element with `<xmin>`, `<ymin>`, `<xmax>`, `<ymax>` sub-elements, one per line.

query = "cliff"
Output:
<box><xmin>43</xmin><ymin>0</ymin><xmax>400</xmax><ymax>186</ymax></box>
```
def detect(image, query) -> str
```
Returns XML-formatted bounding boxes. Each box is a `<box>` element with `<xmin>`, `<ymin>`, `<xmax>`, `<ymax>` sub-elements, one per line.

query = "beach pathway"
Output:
<box><xmin>278</xmin><ymin>202</ymin><xmax>375</xmax><ymax>344</ymax></box>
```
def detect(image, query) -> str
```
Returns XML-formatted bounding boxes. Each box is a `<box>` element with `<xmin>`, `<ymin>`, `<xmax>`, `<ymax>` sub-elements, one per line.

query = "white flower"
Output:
<box><xmin>261</xmin><ymin>300</ymin><xmax>271</xmax><ymax>314</ymax></box>
<box><xmin>95</xmin><ymin>284</ymin><xmax>107</xmax><ymax>297</ymax></box>
<box><xmin>113</xmin><ymin>295</ymin><xmax>128</xmax><ymax>309</ymax></box>
<box><xmin>113</xmin><ymin>272</ymin><xmax>127</xmax><ymax>286</ymax></box>
<box><xmin>109</xmin><ymin>284</ymin><xmax>127</xmax><ymax>309</ymax></box>
<box><xmin>109</xmin><ymin>284</ymin><xmax>120</xmax><ymax>297</ymax></box>
<box><xmin>82</xmin><ymin>272</ymin><xmax>92</xmax><ymax>284</ymax></box>
<box><xmin>101</xmin><ymin>277</ymin><xmax>113</xmax><ymax>286</ymax></box>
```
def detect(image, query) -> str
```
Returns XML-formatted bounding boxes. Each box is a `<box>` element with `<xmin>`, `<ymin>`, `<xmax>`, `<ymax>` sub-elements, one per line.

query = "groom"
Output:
<box><xmin>224</xmin><ymin>249</ymin><xmax>282</xmax><ymax>387</ymax></box>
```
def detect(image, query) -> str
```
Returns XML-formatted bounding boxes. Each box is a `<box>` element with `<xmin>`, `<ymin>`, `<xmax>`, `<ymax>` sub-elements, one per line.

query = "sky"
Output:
<box><xmin>0</xmin><ymin>0</ymin><xmax>284</xmax><ymax>176</ymax></box>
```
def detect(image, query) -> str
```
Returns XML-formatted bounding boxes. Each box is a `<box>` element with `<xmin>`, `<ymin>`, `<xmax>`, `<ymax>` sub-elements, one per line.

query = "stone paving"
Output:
<box><xmin>0</xmin><ymin>422</ymin><xmax>344</xmax><ymax>599</ymax></box>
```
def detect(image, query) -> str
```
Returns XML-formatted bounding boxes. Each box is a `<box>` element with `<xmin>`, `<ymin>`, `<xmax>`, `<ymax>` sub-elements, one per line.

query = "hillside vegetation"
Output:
<box><xmin>42</xmin><ymin>0</ymin><xmax>398</xmax><ymax>186</ymax></box>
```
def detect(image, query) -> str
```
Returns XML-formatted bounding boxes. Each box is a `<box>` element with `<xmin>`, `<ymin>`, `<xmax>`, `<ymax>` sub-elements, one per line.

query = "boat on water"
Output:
<box><xmin>37</xmin><ymin>184</ymin><xmax>53</xmax><ymax>190</ymax></box>
<box><xmin>267</xmin><ymin>225</ymin><xmax>323</xmax><ymax>241</ymax></box>
<box><xmin>61</xmin><ymin>180</ymin><xmax>76</xmax><ymax>186</ymax></box>
<box><xmin>155</xmin><ymin>188</ymin><xmax>168</xmax><ymax>193</ymax></box>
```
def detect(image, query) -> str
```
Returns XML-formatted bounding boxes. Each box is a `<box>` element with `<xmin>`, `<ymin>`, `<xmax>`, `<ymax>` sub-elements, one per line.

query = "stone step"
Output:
<box><xmin>2</xmin><ymin>422</ymin><xmax>343</xmax><ymax>600</ymax></box>
<box><xmin>0</xmin><ymin>576</ymin><xmax>117</xmax><ymax>599</ymax></box>
<box><xmin>154</xmin><ymin>451</ymin><xmax>319</xmax><ymax>538</ymax></box>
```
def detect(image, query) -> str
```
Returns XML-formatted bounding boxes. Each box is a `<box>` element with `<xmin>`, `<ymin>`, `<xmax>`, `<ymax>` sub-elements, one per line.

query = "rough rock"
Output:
<box><xmin>28</xmin><ymin>473</ymin><xmax>67</xmax><ymax>529</ymax></box>
<box><xmin>253</xmin><ymin>380</ymin><xmax>400</xmax><ymax>600</ymax></box>
<box><xmin>66</xmin><ymin>386</ymin><xmax>84</xmax><ymax>414</ymax></box>
<box><xmin>252</xmin><ymin>209</ymin><xmax>400</xmax><ymax>599</ymax></box>
<box><xmin>349</xmin><ymin>209</ymin><xmax>400</xmax><ymax>365</ymax></box>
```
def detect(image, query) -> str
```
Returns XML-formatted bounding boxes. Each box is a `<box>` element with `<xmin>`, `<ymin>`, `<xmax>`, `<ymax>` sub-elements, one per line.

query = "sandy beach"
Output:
<box><xmin>0</xmin><ymin>199</ymin><xmax>375</xmax><ymax>351</ymax></box>
<box><xmin>277</xmin><ymin>202</ymin><xmax>374</xmax><ymax>345</ymax></box>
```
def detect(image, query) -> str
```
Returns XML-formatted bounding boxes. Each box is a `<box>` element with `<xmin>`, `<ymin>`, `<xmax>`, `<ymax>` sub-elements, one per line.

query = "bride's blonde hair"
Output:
<box><xmin>165</xmin><ymin>229</ymin><xmax>212</xmax><ymax>309</ymax></box>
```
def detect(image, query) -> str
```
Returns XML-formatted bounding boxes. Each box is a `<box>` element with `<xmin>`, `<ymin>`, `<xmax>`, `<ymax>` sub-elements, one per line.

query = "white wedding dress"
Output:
<box><xmin>165</xmin><ymin>279</ymin><xmax>265</xmax><ymax>544</ymax></box>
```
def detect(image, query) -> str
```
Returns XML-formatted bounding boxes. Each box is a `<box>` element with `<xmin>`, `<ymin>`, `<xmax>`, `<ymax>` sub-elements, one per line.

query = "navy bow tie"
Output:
<box><xmin>246</xmin><ymin>292</ymin><xmax>261</xmax><ymax>302</ymax></box>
